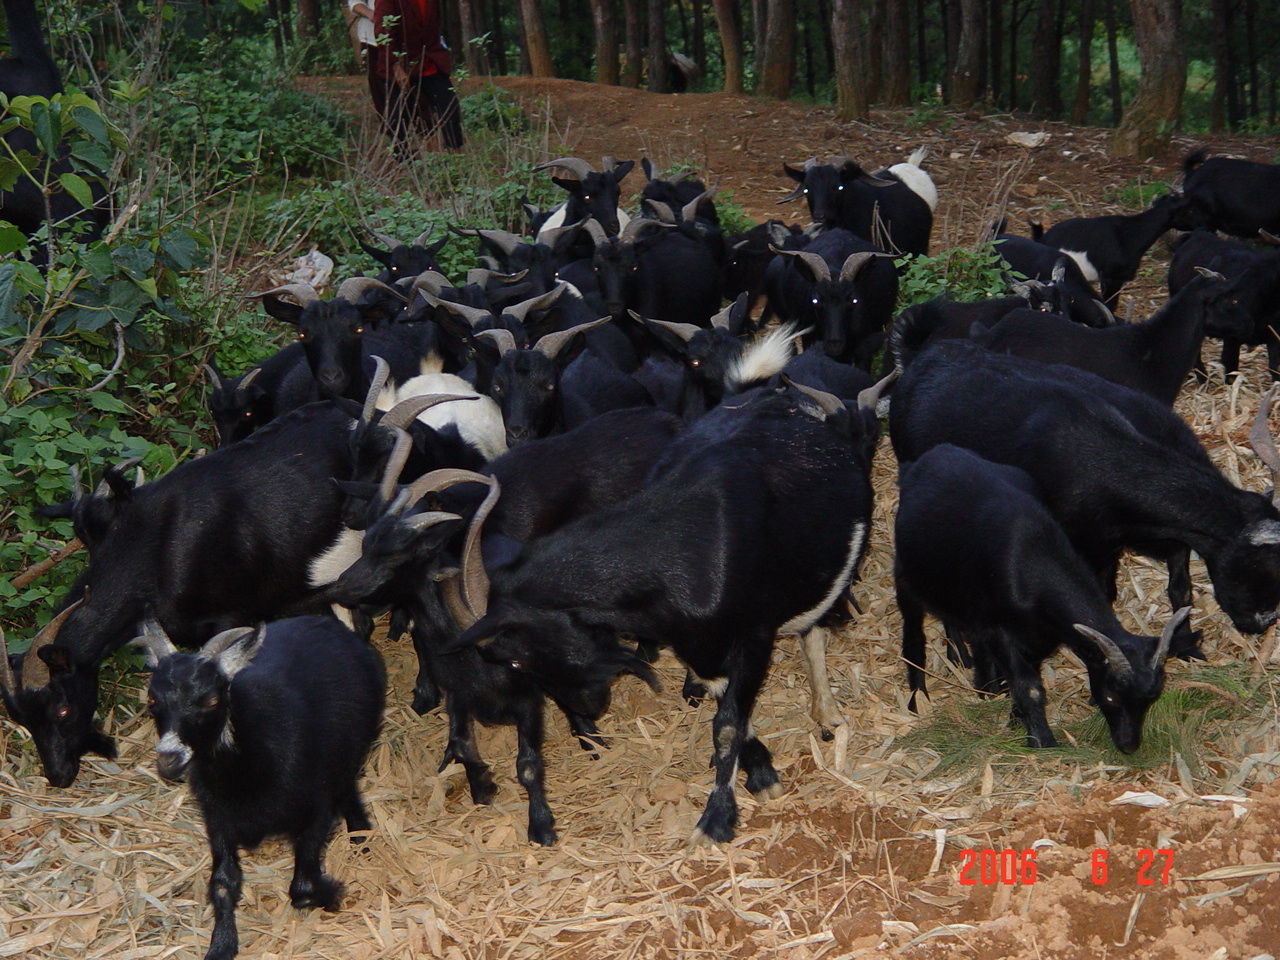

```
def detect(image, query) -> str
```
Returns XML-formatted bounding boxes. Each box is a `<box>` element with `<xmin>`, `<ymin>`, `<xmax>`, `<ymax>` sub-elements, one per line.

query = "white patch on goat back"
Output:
<box><xmin>537</xmin><ymin>202</ymin><xmax>569</xmax><ymax>238</ymax></box>
<box><xmin>157</xmin><ymin>730</ymin><xmax>194</xmax><ymax>765</ymax></box>
<box><xmin>308</xmin><ymin>526</ymin><xmax>364</xmax><ymax>586</ymax></box>
<box><xmin>779</xmin><ymin>521</ymin><xmax>868</xmax><ymax>636</ymax></box>
<box><xmin>396</xmin><ymin>374</ymin><xmax>507</xmax><ymax>461</ymax></box>
<box><xmin>906</xmin><ymin>146</ymin><xmax>927</xmax><ymax>167</ymax></box>
<box><xmin>886</xmin><ymin>162</ymin><xmax>938</xmax><ymax>212</ymax></box>
<box><xmin>1060</xmin><ymin>248</ymin><xmax>1100</xmax><ymax>284</ymax></box>
<box><xmin>419</xmin><ymin>354</ymin><xmax>444</xmax><ymax>375</ymax></box>
<box><xmin>728</xmin><ymin>324</ymin><xmax>798</xmax><ymax>389</ymax></box>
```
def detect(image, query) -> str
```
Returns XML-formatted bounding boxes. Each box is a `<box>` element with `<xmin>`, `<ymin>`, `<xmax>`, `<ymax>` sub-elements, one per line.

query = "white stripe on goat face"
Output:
<box><xmin>157</xmin><ymin>730</ymin><xmax>193</xmax><ymax>767</ymax></box>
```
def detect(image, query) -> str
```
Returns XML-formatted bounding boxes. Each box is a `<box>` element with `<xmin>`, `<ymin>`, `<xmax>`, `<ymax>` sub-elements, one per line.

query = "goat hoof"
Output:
<box><xmin>750</xmin><ymin>782</ymin><xmax>785</xmax><ymax>802</ymax></box>
<box><xmin>819</xmin><ymin>726</ymin><xmax>835</xmax><ymax>742</ymax></box>
<box><xmin>469</xmin><ymin>779</ymin><xmax>498</xmax><ymax>805</ymax></box>
<box><xmin>1168</xmin><ymin>628</ymin><xmax>1205</xmax><ymax>661</ymax></box>
<box><xmin>290</xmin><ymin>876</ymin><xmax>344</xmax><ymax>912</ymax></box>
<box><xmin>528</xmin><ymin>823</ymin><xmax>558</xmax><ymax>847</ymax></box>
<box><xmin>411</xmin><ymin>691</ymin><xmax>441</xmax><ymax>715</ymax></box>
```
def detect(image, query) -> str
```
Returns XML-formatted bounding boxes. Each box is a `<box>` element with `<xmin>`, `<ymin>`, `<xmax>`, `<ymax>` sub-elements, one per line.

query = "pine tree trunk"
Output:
<box><xmin>711</xmin><ymin>0</ymin><xmax>744</xmax><ymax>91</ymax></box>
<box><xmin>1112</xmin><ymin>0</ymin><xmax>1185</xmax><ymax>156</ymax></box>
<box><xmin>693</xmin><ymin>0</ymin><xmax>705</xmax><ymax>70</ymax></box>
<box><xmin>753</xmin><ymin>0</ymin><xmax>768</xmax><ymax>83</ymax></box>
<box><xmin>990</xmin><ymin>0</ymin><xmax>1004</xmax><ymax>107</ymax></box>
<box><xmin>1245</xmin><ymin>0</ymin><xmax>1259</xmax><ymax>119</ymax></box>
<box><xmin>949</xmin><ymin>0</ymin><xmax>984</xmax><ymax>106</ymax></box>
<box><xmin>1029</xmin><ymin>0</ymin><xmax>1062</xmax><ymax>116</ymax></box>
<box><xmin>519</xmin><ymin>0</ymin><xmax>556</xmax><ymax>76</ymax></box>
<box><xmin>832</xmin><ymin>0</ymin><xmax>868</xmax><ymax>120</ymax></box>
<box><xmin>592</xmin><ymin>0</ymin><xmax>620</xmax><ymax>83</ymax></box>
<box><xmin>459</xmin><ymin>0</ymin><xmax>486</xmax><ymax>74</ymax></box>
<box><xmin>1071</xmin><ymin>0</ymin><xmax>1094</xmax><ymax>122</ymax></box>
<box><xmin>882</xmin><ymin>0</ymin><xmax>911</xmax><ymax>105</ymax></box>
<box><xmin>760</xmin><ymin>0</ymin><xmax>795</xmax><ymax>98</ymax></box>
<box><xmin>1106</xmin><ymin>0</ymin><xmax>1121</xmax><ymax>123</ymax></box>
<box><xmin>623</xmin><ymin>0</ymin><xmax>643</xmax><ymax>84</ymax></box>
<box><xmin>648</xmin><ymin>0</ymin><xmax>667</xmax><ymax>90</ymax></box>
<box><xmin>296</xmin><ymin>0</ymin><xmax>318</xmax><ymax>39</ymax></box>
<box><xmin>864</xmin><ymin>0</ymin><xmax>884</xmax><ymax>103</ymax></box>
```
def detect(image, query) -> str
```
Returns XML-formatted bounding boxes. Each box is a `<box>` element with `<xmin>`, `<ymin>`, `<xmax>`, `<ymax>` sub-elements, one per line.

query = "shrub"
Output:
<box><xmin>895</xmin><ymin>243</ymin><xmax>1018</xmax><ymax>310</ymax></box>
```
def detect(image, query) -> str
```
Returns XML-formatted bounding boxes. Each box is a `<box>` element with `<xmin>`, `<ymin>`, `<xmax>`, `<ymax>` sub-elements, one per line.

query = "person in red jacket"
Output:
<box><xmin>371</xmin><ymin>0</ymin><xmax>464</xmax><ymax>156</ymax></box>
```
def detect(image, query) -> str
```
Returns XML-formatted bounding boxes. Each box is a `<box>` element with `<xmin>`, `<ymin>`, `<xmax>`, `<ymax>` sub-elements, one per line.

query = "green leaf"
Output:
<box><xmin>71</xmin><ymin>105</ymin><xmax>109</xmax><ymax>146</ymax></box>
<box><xmin>58</xmin><ymin>172</ymin><xmax>94</xmax><ymax>210</ymax></box>
<box><xmin>111</xmin><ymin>244</ymin><xmax>154</xmax><ymax>281</ymax></box>
<box><xmin>159</xmin><ymin>229</ymin><xmax>201</xmax><ymax>270</ymax></box>
<box><xmin>29</xmin><ymin>100</ymin><xmax>58</xmax><ymax>155</ymax></box>
<box><xmin>87</xmin><ymin>392</ymin><xmax>129</xmax><ymax>413</ymax></box>
<box><xmin>0</xmin><ymin>222</ymin><xmax>27</xmax><ymax>256</ymax></box>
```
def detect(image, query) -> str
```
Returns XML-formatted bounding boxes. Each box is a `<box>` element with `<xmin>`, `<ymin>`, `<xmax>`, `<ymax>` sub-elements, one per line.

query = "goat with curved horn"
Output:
<box><xmin>778</xmin><ymin>158</ymin><xmax>817</xmax><ymax>203</ymax></box>
<box><xmin>452</xmin><ymin>226</ymin><xmax>526</xmax><ymax>256</ymax></box>
<box><xmin>408</xmin><ymin>271</ymin><xmax>451</xmax><ymax>299</ymax></box>
<box><xmin>411</xmin><ymin>228</ymin><xmax>434</xmax><ymax>247</ymax></box>
<box><xmin>376</xmin><ymin>428</ymin><xmax>416</xmax><ymax>504</ymax></box>
<box><xmin>243</xmin><ymin>282</ymin><xmax>321</xmax><ymax>304</ymax></box>
<box><xmin>466</xmin><ymin>268</ymin><xmax>529</xmax><ymax>288</ymax></box>
<box><xmin>535</xmin><ymin>157</ymin><xmax>596</xmax><ymax>178</ymax></box>
<box><xmin>838</xmin><ymin>251</ymin><xmax>889</xmax><ymax>282</ymax></box>
<box><xmin>1153</xmin><ymin>607</ymin><xmax>1192</xmax><ymax>668</ymax></box>
<box><xmin>1071</xmin><ymin>624</ymin><xmax>1134</xmax><ymax>678</ymax></box>
<box><xmin>421</xmin><ymin>292</ymin><xmax>496</xmax><ymax>329</ymax></box>
<box><xmin>533</xmin><ymin>317</ymin><xmax>613</xmax><ymax>359</ymax></box>
<box><xmin>770</xmin><ymin>245</ymin><xmax>832</xmax><ymax>282</ymax></box>
<box><xmin>367</xmin><ymin>229</ymin><xmax>402</xmax><ymax>250</ymax></box>
<box><xmin>644</xmin><ymin>199</ymin><xmax>678</xmax><ymax>224</ymax></box>
<box><xmin>22</xmin><ymin>588</ymin><xmax>92</xmax><ymax>691</ymax></box>
<box><xmin>476</xmin><ymin>328</ymin><xmax>520</xmax><ymax>355</ymax></box>
<box><xmin>361</xmin><ymin>356</ymin><xmax>393</xmax><ymax>424</ymax></box>
<box><xmin>379</xmin><ymin>393</ymin><xmax>478</xmax><ymax>432</ymax></box>
<box><xmin>504</xmin><ymin>286</ymin><xmax>566</xmax><ymax>325</ymax></box>
<box><xmin>643</xmin><ymin>316</ymin><xmax>702</xmax><ymax>343</ymax></box>
<box><xmin>336</xmin><ymin>277</ymin><xmax>408</xmax><ymax>304</ymax></box>
<box><xmin>581</xmin><ymin>218</ymin><xmax>611</xmax><ymax>247</ymax></box>
<box><xmin>536</xmin><ymin>217</ymin><xmax>588</xmax><ymax>248</ymax></box>
<box><xmin>857</xmin><ymin>370</ymin><xmax>898</xmax><ymax>412</ymax></box>
<box><xmin>782</xmin><ymin>376</ymin><xmax>846</xmax><ymax>419</ymax></box>
<box><xmin>1251</xmin><ymin>383</ymin><xmax>1280</xmax><ymax>507</ymax></box>
<box><xmin>680</xmin><ymin>180</ymin><xmax>720</xmax><ymax>223</ymax></box>
<box><xmin>621</xmin><ymin>218</ymin><xmax>673</xmax><ymax>243</ymax></box>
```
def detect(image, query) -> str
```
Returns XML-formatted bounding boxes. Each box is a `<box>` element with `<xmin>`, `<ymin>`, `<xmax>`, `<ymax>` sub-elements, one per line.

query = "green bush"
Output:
<box><xmin>895</xmin><ymin>243</ymin><xmax>1018</xmax><ymax>310</ymax></box>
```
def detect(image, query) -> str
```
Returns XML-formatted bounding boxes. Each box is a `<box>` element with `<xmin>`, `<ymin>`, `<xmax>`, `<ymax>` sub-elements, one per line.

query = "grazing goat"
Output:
<box><xmin>779</xmin><ymin>149</ymin><xmax>935</xmax><ymax>255</ymax></box>
<box><xmin>895</xmin><ymin>444</ymin><xmax>1188</xmax><ymax>752</ymax></box>
<box><xmin>134</xmin><ymin>618</ymin><xmax>384</xmax><ymax>960</ymax></box>
<box><xmin>1179</xmin><ymin>148</ymin><xmax>1280</xmax><ymax>239</ymax></box>
<box><xmin>890</xmin><ymin>338</ymin><xmax>1280</xmax><ymax>657</ymax></box>
<box><xmin>450</xmin><ymin>376</ymin><xmax>891</xmax><ymax>844</ymax></box>
<box><xmin>1168</xmin><ymin>230</ymin><xmax>1280</xmax><ymax>380</ymax></box>
<box><xmin>1030</xmin><ymin>193</ymin><xmax>1204</xmax><ymax>308</ymax></box>
<box><xmin>37</xmin><ymin>457</ymin><xmax>144</xmax><ymax>552</ymax></box>
<box><xmin>764</xmin><ymin>227</ymin><xmax>898</xmax><ymax>368</ymax></box>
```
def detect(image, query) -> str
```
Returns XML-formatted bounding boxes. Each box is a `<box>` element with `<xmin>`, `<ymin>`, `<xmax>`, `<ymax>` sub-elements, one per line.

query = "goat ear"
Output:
<box><xmin>357</xmin><ymin>238</ymin><xmax>393</xmax><ymax>267</ymax></box>
<box><xmin>260</xmin><ymin>296</ymin><xmax>304</xmax><ymax>324</ymax></box>
<box><xmin>641</xmin><ymin>158</ymin><xmax>655</xmax><ymax>182</ymax></box>
<box><xmin>36</xmin><ymin>643</ymin><xmax>72</xmax><ymax>675</ymax></box>
<box><xmin>782</xmin><ymin>163</ymin><xmax>806</xmax><ymax>184</ymax></box>
<box><xmin>206</xmin><ymin>625</ymin><xmax>266</xmax><ymax>678</ymax></box>
<box><xmin>425</xmin><ymin>236</ymin><xmax>450</xmax><ymax>258</ymax></box>
<box><xmin>611</xmin><ymin>159</ymin><xmax>635</xmax><ymax>182</ymax></box>
<box><xmin>550</xmin><ymin>176</ymin><xmax>581</xmax><ymax>194</ymax></box>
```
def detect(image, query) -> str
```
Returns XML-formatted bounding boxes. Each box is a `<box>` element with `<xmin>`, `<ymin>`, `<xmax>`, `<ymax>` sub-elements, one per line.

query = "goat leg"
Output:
<box><xmin>799</xmin><ymin>625</ymin><xmax>843</xmax><ymax>738</ymax></box>
<box><xmin>739</xmin><ymin>723</ymin><xmax>783</xmax><ymax>801</ymax></box>
<box><xmin>440</xmin><ymin>705</ymin><xmax>497</xmax><ymax>804</ymax></box>
<box><xmin>897</xmin><ymin>587</ymin><xmax>930</xmax><ymax>713</ymax></box>
<box><xmin>515</xmin><ymin>703</ymin><xmax>557</xmax><ymax>846</ymax></box>
<box><xmin>994</xmin><ymin>631</ymin><xmax>1057</xmax><ymax>748</ymax></box>
<box><xmin>288</xmin><ymin>812</ymin><xmax>343</xmax><ymax>911</ymax></box>
<box><xmin>1162</xmin><ymin>546</ymin><xmax>1205</xmax><ymax>660</ymax></box>
<box><xmin>203</xmin><ymin>836</ymin><xmax>242</xmax><ymax>960</ymax></box>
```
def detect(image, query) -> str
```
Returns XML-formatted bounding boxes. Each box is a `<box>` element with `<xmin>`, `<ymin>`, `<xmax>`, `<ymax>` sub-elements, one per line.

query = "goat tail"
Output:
<box><xmin>889</xmin><ymin>301</ymin><xmax>947</xmax><ymax>376</ymax></box>
<box><xmin>1183</xmin><ymin>148</ymin><xmax>1210</xmax><ymax>177</ymax></box>
<box><xmin>1029</xmin><ymin>220</ymin><xmax>1045</xmax><ymax>242</ymax></box>
<box><xmin>906</xmin><ymin>146</ymin><xmax>927</xmax><ymax>167</ymax></box>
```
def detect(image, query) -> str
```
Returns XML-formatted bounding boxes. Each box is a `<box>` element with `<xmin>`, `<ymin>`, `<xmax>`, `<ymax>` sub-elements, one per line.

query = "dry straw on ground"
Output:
<box><xmin>4</xmin><ymin>89</ymin><xmax>1280</xmax><ymax>960</ymax></box>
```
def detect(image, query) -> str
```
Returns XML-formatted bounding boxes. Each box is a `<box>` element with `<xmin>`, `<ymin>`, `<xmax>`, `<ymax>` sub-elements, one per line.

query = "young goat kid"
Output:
<box><xmin>895</xmin><ymin>444</ymin><xmax>1188</xmax><ymax>752</ymax></box>
<box><xmin>133</xmin><ymin>617</ymin><xmax>385</xmax><ymax>960</ymax></box>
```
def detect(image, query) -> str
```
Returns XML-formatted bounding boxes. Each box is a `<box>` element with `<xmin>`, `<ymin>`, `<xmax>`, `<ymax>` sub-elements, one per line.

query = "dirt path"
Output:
<box><xmin>5</xmin><ymin>78</ymin><xmax>1280</xmax><ymax>960</ymax></box>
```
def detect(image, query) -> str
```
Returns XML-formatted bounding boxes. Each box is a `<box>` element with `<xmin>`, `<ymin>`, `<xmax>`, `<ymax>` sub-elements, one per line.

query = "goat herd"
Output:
<box><xmin>4</xmin><ymin>145</ymin><xmax>1280</xmax><ymax>959</ymax></box>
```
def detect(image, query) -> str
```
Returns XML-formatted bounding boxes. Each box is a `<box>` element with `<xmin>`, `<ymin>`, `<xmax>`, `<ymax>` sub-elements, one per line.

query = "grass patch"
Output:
<box><xmin>1104</xmin><ymin>174</ymin><xmax>1173</xmax><ymax>210</ymax></box>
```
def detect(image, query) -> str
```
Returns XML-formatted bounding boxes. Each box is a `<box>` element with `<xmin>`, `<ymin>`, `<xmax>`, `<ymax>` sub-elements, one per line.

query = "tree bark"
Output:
<box><xmin>832</xmin><ymin>0</ymin><xmax>868</xmax><ymax>119</ymax></box>
<box><xmin>711</xmin><ymin>0</ymin><xmax>744</xmax><ymax>91</ymax></box>
<box><xmin>1029</xmin><ymin>0</ymin><xmax>1062</xmax><ymax>116</ymax></box>
<box><xmin>1245</xmin><ymin>0</ymin><xmax>1258</xmax><ymax>119</ymax></box>
<box><xmin>1106</xmin><ymin>0</ymin><xmax>1121</xmax><ymax>123</ymax></box>
<box><xmin>693</xmin><ymin>0</ymin><xmax>705</xmax><ymax>70</ymax></box>
<box><xmin>1071</xmin><ymin>0</ymin><xmax>1094</xmax><ymax>122</ymax></box>
<box><xmin>990</xmin><ymin>0</ymin><xmax>1003</xmax><ymax>107</ymax></box>
<box><xmin>459</xmin><ymin>0</ymin><xmax>486</xmax><ymax>74</ymax></box>
<box><xmin>622</xmin><ymin>0</ymin><xmax>643</xmax><ymax>84</ymax></box>
<box><xmin>519</xmin><ymin>0</ymin><xmax>556</xmax><ymax>76</ymax></box>
<box><xmin>760</xmin><ymin>0</ymin><xmax>795</xmax><ymax>98</ymax></box>
<box><xmin>591</xmin><ymin>0</ymin><xmax>620</xmax><ymax>83</ymax></box>
<box><xmin>949</xmin><ymin>0</ymin><xmax>984</xmax><ymax>106</ymax></box>
<box><xmin>864</xmin><ymin>0</ymin><xmax>885</xmax><ymax>104</ymax></box>
<box><xmin>648</xmin><ymin>0</ymin><xmax>667</xmax><ymax>90</ymax></box>
<box><xmin>1210</xmin><ymin>0</ymin><xmax>1236</xmax><ymax>130</ymax></box>
<box><xmin>882</xmin><ymin>0</ymin><xmax>910</xmax><ymax>105</ymax></box>
<box><xmin>1112</xmin><ymin>0</ymin><xmax>1185</xmax><ymax>157</ymax></box>
<box><xmin>490</xmin><ymin>0</ymin><xmax>508</xmax><ymax>72</ymax></box>
<box><xmin>296</xmin><ymin>0</ymin><xmax>318</xmax><ymax>39</ymax></box>
<box><xmin>753</xmin><ymin>0</ymin><xmax>768</xmax><ymax>83</ymax></box>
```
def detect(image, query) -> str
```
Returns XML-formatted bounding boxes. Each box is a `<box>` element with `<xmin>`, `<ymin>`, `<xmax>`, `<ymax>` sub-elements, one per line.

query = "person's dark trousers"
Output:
<box><xmin>363</xmin><ymin>44</ymin><xmax>387</xmax><ymax>120</ymax></box>
<box><xmin>421</xmin><ymin>72</ymin><xmax>464</xmax><ymax>150</ymax></box>
<box><xmin>386</xmin><ymin>74</ymin><xmax>465</xmax><ymax>156</ymax></box>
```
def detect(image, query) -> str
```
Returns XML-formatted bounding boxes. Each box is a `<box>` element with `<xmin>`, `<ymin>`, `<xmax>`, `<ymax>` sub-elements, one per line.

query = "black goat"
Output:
<box><xmin>992</xmin><ymin>231</ymin><xmax>1111</xmax><ymax>327</ymax></box>
<box><xmin>449</xmin><ymin>377</ymin><xmax>890</xmax><ymax>844</ymax></box>
<box><xmin>890</xmin><ymin>338</ymin><xmax>1280</xmax><ymax>653</ymax></box>
<box><xmin>1179</xmin><ymin>148</ymin><xmax>1280</xmax><ymax>239</ymax></box>
<box><xmin>357</xmin><ymin>228</ymin><xmax>450</xmax><ymax>284</ymax></box>
<box><xmin>1030</xmin><ymin>194</ymin><xmax>1205</xmax><ymax>308</ymax></box>
<box><xmin>203</xmin><ymin>345</ymin><xmax>319</xmax><ymax>446</ymax></box>
<box><xmin>971</xmin><ymin>267</ymin><xmax>1241</xmax><ymax>405</ymax></box>
<box><xmin>779</xmin><ymin>149</ymin><xmax>935</xmax><ymax>255</ymax></box>
<box><xmin>895</xmin><ymin>444</ymin><xmax>1188</xmax><ymax>752</ymax></box>
<box><xmin>724</xmin><ymin>220</ymin><xmax>805</xmax><ymax>309</ymax></box>
<box><xmin>134</xmin><ymin>618</ymin><xmax>384</xmax><ymax>960</ymax></box>
<box><xmin>534</xmin><ymin>156</ymin><xmax>635</xmax><ymax>237</ymax></box>
<box><xmin>36</xmin><ymin>457</ymin><xmax>143</xmax><ymax>552</ymax></box>
<box><xmin>886</xmin><ymin>286</ymin><xmax>1063</xmax><ymax>371</ymax></box>
<box><xmin>764</xmin><ymin>227</ymin><xmax>898</xmax><ymax>368</ymax></box>
<box><xmin>639</xmin><ymin>159</ymin><xmax>720</xmax><ymax>226</ymax></box>
<box><xmin>1168</xmin><ymin>230</ymin><xmax>1280</xmax><ymax>380</ymax></box>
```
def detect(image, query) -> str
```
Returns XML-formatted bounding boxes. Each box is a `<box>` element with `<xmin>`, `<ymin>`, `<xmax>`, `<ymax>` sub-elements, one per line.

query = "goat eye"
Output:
<box><xmin>583</xmin><ymin>195</ymin><xmax>591</xmax><ymax>202</ymax></box>
<box><xmin>851</xmin><ymin>298</ymin><xmax>860</xmax><ymax>305</ymax></box>
<box><xmin>811</xmin><ymin>297</ymin><xmax>819</xmax><ymax>305</ymax></box>
<box><xmin>493</xmin><ymin>384</ymin><xmax>503</xmax><ymax>395</ymax></box>
<box><xmin>802</xmin><ymin>188</ymin><xmax>809</xmax><ymax>194</ymax></box>
<box><xmin>509</xmin><ymin>659</ymin><xmax>524</xmax><ymax>671</ymax></box>
<box><xmin>243</xmin><ymin>410</ymin><xmax>253</xmax><ymax>418</ymax></box>
<box><xmin>54</xmin><ymin>705</ymin><xmax>71</xmax><ymax>720</ymax></box>
<box><xmin>354</xmin><ymin>326</ymin><xmax>365</xmax><ymax>335</ymax></box>
<box><xmin>201</xmin><ymin>694</ymin><xmax>220</xmax><ymax>709</ymax></box>
<box><xmin>837</xmin><ymin>184</ymin><xmax>845</xmax><ymax>191</ymax></box>
<box><xmin>690</xmin><ymin>359</ymin><xmax>702</xmax><ymax>368</ymax></box>
<box><xmin>297</xmin><ymin>331</ymin><xmax>308</xmax><ymax>341</ymax></box>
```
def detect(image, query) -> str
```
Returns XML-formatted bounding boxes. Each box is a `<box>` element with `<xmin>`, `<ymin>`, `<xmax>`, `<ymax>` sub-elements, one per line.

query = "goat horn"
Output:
<box><xmin>235</xmin><ymin>367</ymin><xmax>264</xmax><ymax>397</ymax></box>
<box><xmin>708</xmin><ymin>301</ymin><xmax>736</xmax><ymax>331</ymax></box>
<box><xmin>403</xmin><ymin>510</ymin><xmax>463</xmax><ymax>533</ymax></box>
<box><xmin>581</xmin><ymin>218</ymin><xmax>611</xmax><ymax>247</ymax></box>
<box><xmin>644</xmin><ymin>317</ymin><xmax>703</xmax><ymax>343</ymax></box>
<box><xmin>1259</xmin><ymin>229</ymin><xmax>1280</xmax><ymax>245</ymax></box>
<box><xmin>199</xmin><ymin>625</ymin><xmax>258</xmax><ymax>661</ymax></box>
<box><xmin>423</xmin><ymin>293</ymin><xmax>497</xmax><ymax>328</ymax></box>
<box><xmin>0</xmin><ymin>627</ymin><xmax>15</xmax><ymax>697</ymax></box>
<box><xmin>536</xmin><ymin>217</ymin><xmax>587</xmax><ymax>248</ymax></box>
<box><xmin>22</xmin><ymin>587</ymin><xmax>91</xmax><ymax>690</ymax></box>
<box><xmin>1250</xmin><ymin>383</ymin><xmax>1280</xmax><ymax>506</ymax></box>
<box><xmin>644</xmin><ymin>199</ymin><xmax>677</xmax><ymax>224</ymax></box>
<box><xmin>466</xmin><ymin>267</ymin><xmax>528</xmax><ymax>287</ymax></box>
<box><xmin>476</xmin><ymin>328</ymin><xmax>519</xmax><ymax>355</ymax></box>
<box><xmin>244</xmin><ymin>282</ymin><xmax>320</xmax><ymax>304</ymax></box>
<box><xmin>381</xmin><ymin>393</ymin><xmax>476</xmax><ymax>431</ymax></box>
<box><xmin>129</xmin><ymin>618</ymin><xmax>178</xmax><ymax>668</ymax></box>
<box><xmin>409</xmin><ymin>271</ymin><xmax>452</xmax><ymax>299</ymax></box>
<box><xmin>1194</xmin><ymin>265</ymin><xmax>1227</xmax><ymax>282</ymax></box>
<box><xmin>336</xmin><ymin>276</ymin><xmax>407</xmax><ymax>304</ymax></box>
<box><xmin>1092</xmin><ymin>299</ymin><xmax>1117</xmax><ymax>325</ymax></box>
<box><xmin>1153</xmin><ymin>606</ymin><xmax>1192</xmax><ymax>668</ymax></box>
<box><xmin>783</xmin><ymin>376</ymin><xmax>845</xmax><ymax>419</ymax></box>
<box><xmin>367</xmin><ymin>229</ymin><xmax>402</xmax><ymax>249</ymax></box>
<box><xmin>621</xmin><ymin>217</ymin><xmax>673</xmax><ymax>243</ymax></box>
<box><xmin>454</xmin><ymin>227</ymin><xmax>526</xmax><ymax>256</ymax></box>
<box><xmin>771</xmin><ymin>246</ymin><xmax>832</xmax><ymax>282</ymax></box>
<box><xmin>69</xmin><ymin>464</ymin><xmax>85</xmax><ymax>503</ymax></box>
<box><xmin>536</xmin><ymin>156</ymin><xmax>595</xmax><ymax>179</ymax></box>
<box><xmin>504</xmin><ymin>285</ymin><xmax>566</xmax><ymax>324</ymax></box>
<box><xmin>361</xmin><ymin>356</ymin><xmax>392</xmax><ymax>424</ymax></box>
<box><xmin>401</xmin><ymin>466</ymin><xmax>489</xmax><ymax>511</ymax></box>
<box><xmin>1071</xmin><ymin>623</ymin><xmax>1133</xmax><ymax>677</ymax></box>
<box><xmin>681</xmin><ymin>180</ymin><xmax>720</xmax><ymax>223</ymax></box>
<box><xmin>378</xmin><ymin>427</ymin><xmax>415</xmax><ymax>504</ymax></box>
<box><xmin>459</xmin><ymin>475</ymin><xmax>500</xmax><ymax>621</ymax></box>
<box><xmin>533</xmin><ymin>316</ymin><xmax>612</xmax><ymax>359</ymax></box>
<box><xmin>96</xmin><ymin>456</ymin><xmax>144</xmax><ymax>498</ymax></box>
<box><xmin>857</xmin><ymin>369</ymin><xmax>899</xmax><ymax>412</ymax></box>
<box><xmin>202</xmin><ymin>363</ymin><xmax>225</xmax><ymax>389</ymax></box>
<box><xmin>838</xmin><ymin>251</ymin><xmax>881</xmax><ymax>282</ymax></box>
<box><xmin>412</xmin><ymin>228</ymin><xmax>434</xmax><ymax>247</ymax></box>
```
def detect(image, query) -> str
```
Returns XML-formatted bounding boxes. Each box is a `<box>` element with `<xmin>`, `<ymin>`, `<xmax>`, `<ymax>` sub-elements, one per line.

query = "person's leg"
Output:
<box><xmin>421</xmin><ymin>73</ymin><xmax>465</xmax><ymax>150</ymax></box>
